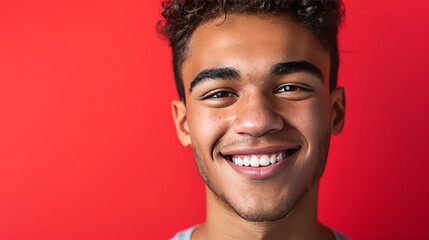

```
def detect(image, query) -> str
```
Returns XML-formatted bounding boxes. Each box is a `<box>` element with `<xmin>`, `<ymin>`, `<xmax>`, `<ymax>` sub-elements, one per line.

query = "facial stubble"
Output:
<box><xmin>192</xmin><ymin>131</ymin><xmax>331</xmax><ymax>223</ymax></box>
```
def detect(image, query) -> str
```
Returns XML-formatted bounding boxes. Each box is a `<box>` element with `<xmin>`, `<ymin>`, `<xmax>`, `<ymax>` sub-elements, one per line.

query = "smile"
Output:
<box><xmin>223</xmin><ymin>147</ymin><xmax>300</xmax><ymax>180</ymax></box>
<box><xmin>224</xmin><ymin>148</ymin><xmax>299</xmax><ymax>167</ymax></box>
<box><xmin>227</xmin><ymin>149</ymin><xmax>298</xmax><ymax>167</ymax></box>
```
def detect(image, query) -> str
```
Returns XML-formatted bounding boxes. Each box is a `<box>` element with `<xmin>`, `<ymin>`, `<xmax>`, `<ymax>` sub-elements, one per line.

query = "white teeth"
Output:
<box><xmin>270</xmin><ymin>154</ymin><xmax>277</xmax><ymax>164</ymax></box>
<box><xmin>259</xmin><ymin>155</ymin><xmax>270</xmax><ymax>166</ymax></box>
<box><xmin>230</xmin><ymin>150</ymin><xmax>292</xmax><ymax>168</ymax></box>
<box><xmin>250</xmin><ymin>156</ymin><xmax>259</xmax><ymax>167</ymax></box>
<box><xmin>277</xmin><ymin>152</ymin><xmax>283</xmax><ymax>161</ymax></box>
<box><xmin>243</xmin><ymin>157</ymin><xmax>250</xmax><ymax>166</ymax></box>
<box><xmin>236</xmin><ymin>157</ymin><xmax>243</xmax><ymax>166</ymax></box>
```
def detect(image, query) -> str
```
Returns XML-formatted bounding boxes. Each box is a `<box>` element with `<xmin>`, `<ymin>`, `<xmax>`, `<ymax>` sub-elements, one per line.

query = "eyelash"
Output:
<box><xmin>274</xmin><ymin>84</ymin><xmax>312</xmax><ymax>93</ymax></box>
<box><xmin>202</xmin><ymin>90</ymin><xmax>238</xmax><ymax>100</ymax></box>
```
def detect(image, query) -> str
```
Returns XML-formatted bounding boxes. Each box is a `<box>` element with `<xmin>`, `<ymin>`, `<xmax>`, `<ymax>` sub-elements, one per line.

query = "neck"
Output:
<box><xmin>193</xmin><ymin>183</ymin><xmax>332</xmax><ymax>240</ymax></box>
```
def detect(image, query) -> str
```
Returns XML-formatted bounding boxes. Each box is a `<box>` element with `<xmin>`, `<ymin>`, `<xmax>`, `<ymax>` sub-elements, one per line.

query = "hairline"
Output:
<box><xmin>175</xmin><ymin>12</ymin><xmax>335</xmax><ymax>102</ymax></box>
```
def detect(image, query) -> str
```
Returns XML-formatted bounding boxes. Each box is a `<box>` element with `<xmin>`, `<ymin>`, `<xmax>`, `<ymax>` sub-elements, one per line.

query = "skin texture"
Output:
<box><xmin>172</xmin><ymin>14</ymin><xmax>345</xmax><ymax>240</ymax></box>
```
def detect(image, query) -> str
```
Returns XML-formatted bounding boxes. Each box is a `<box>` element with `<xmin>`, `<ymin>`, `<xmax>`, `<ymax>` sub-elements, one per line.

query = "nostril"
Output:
<box><xmin>232</xmin><ymin>110</ymin><xmax>284</xmax><ymax>137</ymax></box>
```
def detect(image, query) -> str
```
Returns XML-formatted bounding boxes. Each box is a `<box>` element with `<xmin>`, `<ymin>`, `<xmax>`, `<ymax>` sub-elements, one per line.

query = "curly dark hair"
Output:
<box><xmin>157</xmin><ymin>0</ymin><xmax>345</xmax><ymax>101</ymax></box>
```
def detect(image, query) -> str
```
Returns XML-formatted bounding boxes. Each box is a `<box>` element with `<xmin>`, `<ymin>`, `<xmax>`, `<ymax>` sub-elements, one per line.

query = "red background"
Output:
<box><xmin>1</xmin><ymin>1</ymin><xmax>428</xmax><ymax>239</ymax></box>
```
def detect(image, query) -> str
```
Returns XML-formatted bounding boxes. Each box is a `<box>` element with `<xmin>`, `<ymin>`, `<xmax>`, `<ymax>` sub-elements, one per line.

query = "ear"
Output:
<box><xmin>330</xmin><ymin>87</ymin><xmax>346</xmax><ymax>135</ymax></box>
<box><xmin>172</xmin><ymin>100</ymin><xmax>191</xmax><ymax>146</ymax></box>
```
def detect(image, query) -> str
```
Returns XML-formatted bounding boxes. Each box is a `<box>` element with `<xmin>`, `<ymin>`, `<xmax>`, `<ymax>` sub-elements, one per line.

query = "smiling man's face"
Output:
<box><xmin>172</xmin><ymin>14</ymin><xmax>345</xmax><ymax>222</ymax></box>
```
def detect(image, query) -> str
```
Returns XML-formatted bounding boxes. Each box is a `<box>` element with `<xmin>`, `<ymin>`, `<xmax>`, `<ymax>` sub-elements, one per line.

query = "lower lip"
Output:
<box><xmin>225</xmin><ymin>152</ymin><xmax>297</xmax><ymax>180</ymax></box>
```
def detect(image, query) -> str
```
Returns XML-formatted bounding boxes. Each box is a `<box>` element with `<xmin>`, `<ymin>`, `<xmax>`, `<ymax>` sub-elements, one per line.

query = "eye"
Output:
<box><xmin>200</xmin><ymin>89</ymin><xmax>239</xmax><ymax>107</ymax></box>
<box><xmin>274</xmin><ymin>83</ymin><xmax>314</xmax><ymax>100</ymax></box>
<box><xmin>202</xmin><ymin>90</ymin><xmax>238</xmax><ymax>99</ymax></box>
<box><xmin>275</xmin><ymin>84</ymin><xmax>307</xmax><ymax>93</ymax></box>
<box><xmin>275</xmin><ymin>84</ymin><xmax>304</xmax><ymax>93</ymax></box>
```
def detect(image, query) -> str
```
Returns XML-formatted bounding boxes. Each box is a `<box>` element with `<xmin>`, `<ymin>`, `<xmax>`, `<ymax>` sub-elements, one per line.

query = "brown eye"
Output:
<box><xmin>275</xmin><ymin>83</ymin><xmax>313</xmax><ymax>94</ymax></box>
<box><xmin>206</xmin><ymin>91</ymin><xmax>237</xmax><ymax>99</ymax></box>
<box><xmin>200</xmin><ymin>89</ymin><xmax>239</xmax><ymax>108</ymax></box>
<box><xmin>277</xmin><ymin>85</ymin><xmax>300</xmax><ymax>93</ymax></box>
<box><xmin>274</xmin><ymin>84</ymin><xmax>314</xmax><ymax>101</ymax></box>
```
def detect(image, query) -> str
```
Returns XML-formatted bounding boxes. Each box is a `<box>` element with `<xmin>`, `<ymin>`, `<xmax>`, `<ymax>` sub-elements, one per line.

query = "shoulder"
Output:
<box><xmin>332</xmin><ymin>229</ymin><xmax>350</xmax><ymax>240</ymax></box>
<box><xmin>170</xmin><ymin>225</ymin><xmax>200</xmax><ymax>240</ymax></box>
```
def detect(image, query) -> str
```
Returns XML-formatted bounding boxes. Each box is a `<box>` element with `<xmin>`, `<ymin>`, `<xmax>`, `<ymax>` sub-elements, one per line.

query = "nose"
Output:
<box><xmin>232</xmin><ymin>93</ymin><xmax>284</xmax><ymax>137</ymax></box>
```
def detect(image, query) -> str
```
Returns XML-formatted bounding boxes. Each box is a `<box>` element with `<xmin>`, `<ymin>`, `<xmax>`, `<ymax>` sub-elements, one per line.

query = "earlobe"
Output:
<box><xmin>172</xmin><ymin>100</ymin><xmax>191</xmax><ymax>146</ymax></box>
<box><xmin>330</xmin><ymin>87</ymin><xmax>346</xmax><ymax>135</ymax></box>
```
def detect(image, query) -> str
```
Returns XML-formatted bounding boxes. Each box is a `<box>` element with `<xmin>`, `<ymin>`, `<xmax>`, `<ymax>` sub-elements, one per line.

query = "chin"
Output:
<box><xmin>230</xmin><ymin>200</ymin><xmax>294</xmax><ymax>222</ymax></box>
<box><xmin>235</xmin><ymin>208</ymin><xmax>290</xmax><ymax>222</ymax></box>
<box><xmin>221</xmin><ymin>189</ymin><xmax>302</xmax><ymax>223</ymax></box>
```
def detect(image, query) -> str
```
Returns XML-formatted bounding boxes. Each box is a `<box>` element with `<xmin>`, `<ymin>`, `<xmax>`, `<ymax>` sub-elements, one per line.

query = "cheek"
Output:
<box><xmin>288</xmin><ymin>98</ymin><xmax>331</xmax><ymax>146</ymax></box>
<box><xmin>285</xmin><ymin>99</ymin><xmax>332</xmax><ymax>179</ymax></box>
<box><xmin>187</xmin><ymin>107</ymin><xmax>230</xmax><ymax>154</ymax></box>
<box><xmin>309</xmin><ymin>101</ymin><xmax>331</xmax><ymax>136</ymax></box>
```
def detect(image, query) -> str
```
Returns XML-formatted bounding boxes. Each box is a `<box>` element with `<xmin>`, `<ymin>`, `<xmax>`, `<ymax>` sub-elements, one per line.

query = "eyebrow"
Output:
<box><xmin>270</xmin><ymin>61</ymin><xmax>323</xmax><ymax>80</ymax></box>
<box><xmin>190</xmin><ymin>67</ymin><xmax>239</xmax><ymax>92</ymax></box>
<box><xmin>189</xmin><ymin>61</ymin><xmax>323</xmax><ymax>93</ymax></box>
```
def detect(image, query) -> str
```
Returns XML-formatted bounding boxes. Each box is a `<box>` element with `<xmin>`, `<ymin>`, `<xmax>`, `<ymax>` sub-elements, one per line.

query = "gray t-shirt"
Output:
<box><xmin>171</xmin><ymin>225</ymin><xmax>350</xmax><ymax>240</ymax></box>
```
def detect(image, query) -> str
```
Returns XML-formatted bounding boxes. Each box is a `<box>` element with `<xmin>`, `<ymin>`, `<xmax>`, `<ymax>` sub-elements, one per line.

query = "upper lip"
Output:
<box><xmin>220</xmin><ymin>145</ymin><xmax>300</xmax><ymax>157</ymax></box>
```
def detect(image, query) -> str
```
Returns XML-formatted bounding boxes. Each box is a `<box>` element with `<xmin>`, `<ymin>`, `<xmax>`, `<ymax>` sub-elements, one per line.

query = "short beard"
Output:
<box><xmin>192</xmin><ymin>131</ymin><xmax>331</xmax><ymax>223</ymax></box>
<box><xmin>230</xmin><ymin>186</ymin><xmax>305</xmax><ymax>222</ymax></box>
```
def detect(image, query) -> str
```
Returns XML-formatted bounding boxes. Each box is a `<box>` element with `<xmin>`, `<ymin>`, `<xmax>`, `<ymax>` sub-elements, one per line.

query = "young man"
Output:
<box><xmin>158</xmin><ymin>1</ymin><xmax>347</xmax><ymax>239</ymax></box>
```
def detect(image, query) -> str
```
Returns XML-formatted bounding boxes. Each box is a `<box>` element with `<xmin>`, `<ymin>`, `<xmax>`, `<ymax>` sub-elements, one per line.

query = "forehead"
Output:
<box><xmin>182</xmin><ymin>14</ymin><xmax>330</xmax><ymax>87</ymax></box>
